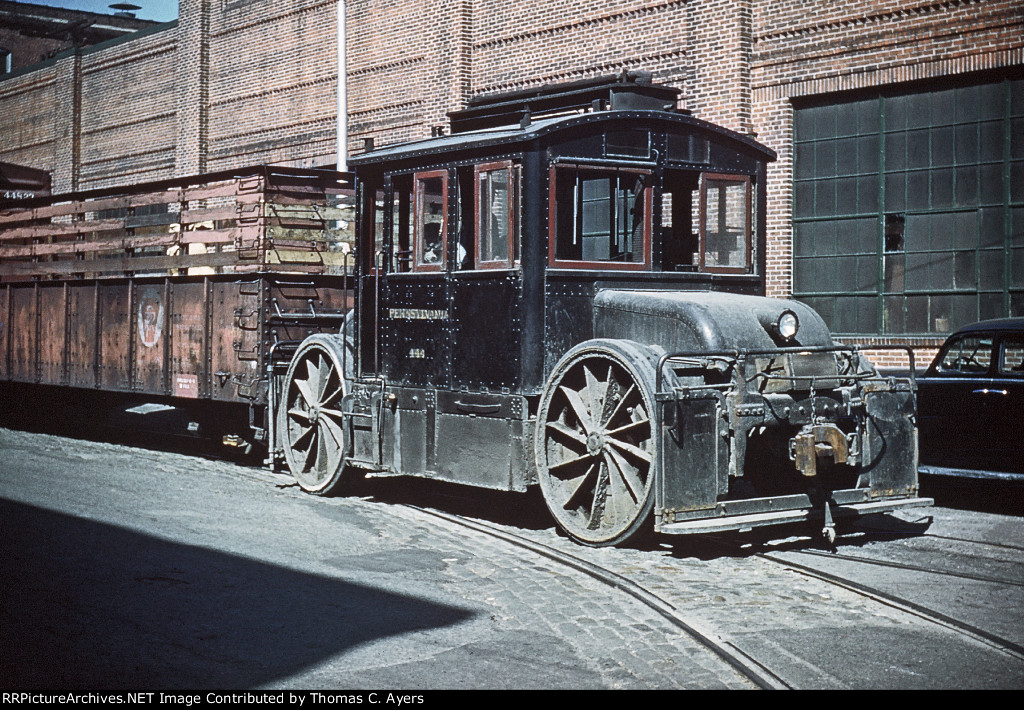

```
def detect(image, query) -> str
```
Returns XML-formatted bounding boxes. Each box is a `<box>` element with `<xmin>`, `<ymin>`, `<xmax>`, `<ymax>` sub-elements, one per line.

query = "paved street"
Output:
<box><xmin>0</xmin><ymin>428</ymin><xmax>754</xmax><ymax>690</ymax></box>
<box><xmin>1</xmin><ymin>426</ymin><xmax>1022</xmax><ymax>690</ymax></box>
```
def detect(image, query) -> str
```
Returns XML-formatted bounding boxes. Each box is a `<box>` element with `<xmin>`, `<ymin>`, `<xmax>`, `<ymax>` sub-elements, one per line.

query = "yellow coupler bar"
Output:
<box><xmin>792</xmin><ymin>423</ymin><xmax>850</xmax><ymax>477</ymax></box>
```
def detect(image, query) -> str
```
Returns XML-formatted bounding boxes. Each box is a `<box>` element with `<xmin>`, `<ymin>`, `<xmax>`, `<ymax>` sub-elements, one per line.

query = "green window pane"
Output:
<box><xmin>931</xmin><ymin>168</ymin><xmax>954</xmax><ymax>208</ymax></box>
<box><xmin>979</xmin><ymin>250</ymin><xmax>1004</xmax><ymax>290</ymax></box>
<box><xmin>885</xmin><ymin>132</ymin><xmax>907</xmax><ymax>171</ymax></box>
<box><xmin>953</xmin><ymin>210</ymin><xmax>979</xmax><ymax>249</ymax></box>
<box><xmin>931</xmin><ymin>211</ymin><xmax>954</xmax><ymax>250</ymax></box>
<box><xmin>954</xmin><ymin>250</ymin><xmax>977</xmax><ymax>290</ymax></box>
<box><xmin>954</xmin><ymin>164</ymin><xmax>978</xmax><ymax>207</ymax></box>
<box><xmin>932</xmin><ymin>127</ymin><xmax>955</xmax><ymax>166</ymax></box>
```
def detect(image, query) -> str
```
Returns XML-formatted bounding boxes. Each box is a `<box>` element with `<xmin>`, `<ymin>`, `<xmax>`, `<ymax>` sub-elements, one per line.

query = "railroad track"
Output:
<box><xmin>757</xmin><ymin>550</ymin><xmax>1024</xmax><ymax>663</ymax></box>
<box><xmin>394</xmin><ymin>498</ymin><xmax>1024</xmax><ymax>689</ymax></box>
<box><xmin>405</xmin><ymin>504</ymin><xmax>792</xmax><ymax>690</ymax></box>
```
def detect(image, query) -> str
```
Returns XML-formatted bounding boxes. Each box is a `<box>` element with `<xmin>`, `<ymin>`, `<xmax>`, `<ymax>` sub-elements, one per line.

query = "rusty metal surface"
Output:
<box><xmin>0</xmin><ymin>274</ymin><xmax>353</xmax><ymax>406</ymax></box>
<box><xmin>0</xmin><ymin>167</ymin><xmax>355</xmax><ymax>408</ymax></box>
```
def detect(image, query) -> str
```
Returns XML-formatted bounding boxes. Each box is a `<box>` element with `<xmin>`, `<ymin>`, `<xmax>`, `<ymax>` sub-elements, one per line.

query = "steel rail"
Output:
<box><xmin>407</xmin><ymin>504</ymin><xmax>792</xmax><ymax>690</ymax></box>
<box><xmin>758</xmin><ymin>551</ymin><xmax>1024</xmax><ymax>663</ymax></box>
<box><xmin>789</xmin><ymin>547</ymin><xmax>1024</xmax><ymax>588</ymax></box>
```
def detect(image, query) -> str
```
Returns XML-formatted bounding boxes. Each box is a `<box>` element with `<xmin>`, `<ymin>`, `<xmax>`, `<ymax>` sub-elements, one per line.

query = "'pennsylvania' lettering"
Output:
<box><xmin>388</xmin><ymin>308</ymin><xmax>448</xmax><ymax>320</ymax></box>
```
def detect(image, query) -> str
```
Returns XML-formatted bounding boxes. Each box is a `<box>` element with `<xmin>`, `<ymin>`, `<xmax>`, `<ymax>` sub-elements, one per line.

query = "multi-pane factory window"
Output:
<box><xmin>793</xmin><ymin>75</ymin><xmax>1023</xmax><ymax>336</ymax></box>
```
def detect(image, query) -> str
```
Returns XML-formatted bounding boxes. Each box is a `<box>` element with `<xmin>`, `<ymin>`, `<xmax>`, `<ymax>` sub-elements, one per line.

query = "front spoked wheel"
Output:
<box><xmin>281</xmin><ymin>335</ymin><xmax>351</xmax><ymax>495</ymax></box>
<box><xmin>536</xmin><ymin>340</ymin><xmax>659</xmax><ymax>547</ymax></box>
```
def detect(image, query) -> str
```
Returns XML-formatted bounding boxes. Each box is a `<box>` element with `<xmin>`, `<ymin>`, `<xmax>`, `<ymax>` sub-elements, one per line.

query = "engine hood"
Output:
<box><xmin>593</xmin><ymin>290</ymin><xmax>834</xmax><ymax>352</ymax></box>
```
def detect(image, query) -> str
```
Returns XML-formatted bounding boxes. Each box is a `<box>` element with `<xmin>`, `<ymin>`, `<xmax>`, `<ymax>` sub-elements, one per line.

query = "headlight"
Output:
<box><xmin>776</xmin><ymin>310</ymin><xmax>799</xmax><ymax>341</ymax></box>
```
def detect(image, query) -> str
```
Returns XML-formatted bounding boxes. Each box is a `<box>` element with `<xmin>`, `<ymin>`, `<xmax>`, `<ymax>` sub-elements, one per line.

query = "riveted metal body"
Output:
<box><xmin>0</xmin><ymin>76</ymin><xmax>930</xmax><ymax>545</ymax></box>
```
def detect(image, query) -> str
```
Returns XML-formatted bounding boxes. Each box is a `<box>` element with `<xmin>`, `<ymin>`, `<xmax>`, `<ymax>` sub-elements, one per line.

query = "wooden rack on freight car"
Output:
<box><xmin>0</xmin><ymin>166</ymin><xmax>355</xmax><ymax>281</ymax></box>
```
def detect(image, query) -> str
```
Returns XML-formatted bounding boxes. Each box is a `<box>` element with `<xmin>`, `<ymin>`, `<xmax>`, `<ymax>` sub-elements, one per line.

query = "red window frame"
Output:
<box><xmin>412</xmin><ymin>169</ymin><xmax>448</xmax><ymax>272</ymax></box>
<box><xmin>547</xmin><ymin>164</ymin><xmax>652</xmax><ymax>270</ymax></box>
<box><xmin>474</xmin><ymin>161</ymin><xmax>519</xmax><ymax>269</ymax></box>
<box><xmin>697</xmin><ymin>172</ymin><xmax>752</xmax><ymax>275</ymax></box>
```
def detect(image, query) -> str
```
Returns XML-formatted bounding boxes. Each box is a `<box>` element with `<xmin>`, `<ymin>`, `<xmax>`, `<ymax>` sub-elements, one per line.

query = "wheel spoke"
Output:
<box><xmin>583</xmin><ymin>364</ymin><xmax>606</xmax><ymax>417</ymax></box>
<box><xmin>561</xmin><ymin>462</ymin><xmax>599</xmax><ymax>513</ymax></box>
<box><xmin>606</xmin><ymin>417</ymin><xmax>650</xmax><ymax>440</ymax></box>
<box><xmin>321</xmin><ymin>382</ymin><xmax>343</xmax><ymax>408</ymax></box>
<box><xmin>287</xmin><ymin>407</ymin><xmax>311</xmax><ymax>423</ymax></box>
<box><xmin>607</xmin><ymin>436</ymin><xmax>652</xmax><ymax>465</ymax></box>
<box><xmin>604</xmin><ymin>448</ymin><xmax>645</xmax><ymax>504</ymax></box>
<box><xmin>290</xmin><ymin>421</ymin><xmax>315</xmax><ymax>450</ymax></box>
<box><xmin>314</xmin><ymin>354</ymin><xmax>332</xmax><ymax>402</ymax></box>
<box><xmin>294</xmin><ymin>376</ymin><xmax>318</xmax><ymax>410</ymax></box>
<box><xmin>321</xmin><ymin>414</ymin><xmax>345</xmax><ymax>449</ymax></box>
<box><xmin>586</xmin><ymin>460</ymin><xmax>610</xmax><ymax>529</ymax></box>
<box><xmin>548</xmin><ymin>450</ymin><xmax>599</xmax><ymax>479</ymax></box>
<box><xmin>545</xmin><ymin>420</ymin><xmax>588</xmax><ymax>449</ymax></box>
<box><xmin>319</xmin><ymin>420</ymin><xmax>343</xmax><ymax>474</ymax></box>
<box><xmin>304</xmin><ymin>358</ymin><xmax>322</xmax><ymax>401</ymax></box>
<box><xmin>603</xmin><ymin>383</ymin><xmax>636</xmax><ymax>428</ymax></box>
<box><xmin>303</xmin><ymin>427</ymin><xmax>320</xmax><ymax>473</ymax></box>
<box><xmin>558</xmin><ymin>385</ymin><xmax>595</xmax><ymax>434</ymax></box>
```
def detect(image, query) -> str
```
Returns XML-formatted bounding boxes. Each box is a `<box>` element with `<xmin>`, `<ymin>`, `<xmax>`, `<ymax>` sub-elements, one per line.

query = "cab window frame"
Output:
<box><xmin>412</xmin><ymin>169</ymin><xmax>448</xmax><ymax>273</ymax></box>
<box><xmin>475</xmin><ymin>160</ymin><xmax>519</xmax><ymax>270</ymax></box>
<box><xmin>697</xmin><ymin>172</ymin><xmax>753</xmax><ymax>275</ymax></box>
<box><xmin>548</xmin><ymin>163</ymin><xmax>652</xmax><ymax>271</ymax></box>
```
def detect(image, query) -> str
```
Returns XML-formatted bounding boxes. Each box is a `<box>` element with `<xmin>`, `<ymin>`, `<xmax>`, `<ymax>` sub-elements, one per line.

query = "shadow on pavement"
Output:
<box><xmin>920</xmin><ymin>475</ymin><xmax>1024</xmax><ymax>517</ymax></box>
<box><xmin>0</xmin><ymin>498</ymin><xmax>474</xmax><ymax>689</ymax></box>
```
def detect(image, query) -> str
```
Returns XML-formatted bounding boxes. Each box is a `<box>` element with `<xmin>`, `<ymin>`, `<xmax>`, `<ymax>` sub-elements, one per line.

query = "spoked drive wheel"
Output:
<box><xmin>536</xmin><ymin>340</ymin><xmax>659</xmax><ymax>547</ymax></box>
<box><xmin>281</xmin><ymin>335</ymin><xmax>351</xmax><ymax>495</ymax></box>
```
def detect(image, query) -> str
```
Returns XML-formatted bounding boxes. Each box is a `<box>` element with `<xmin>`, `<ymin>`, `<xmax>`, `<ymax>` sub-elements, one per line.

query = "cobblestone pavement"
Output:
<box><xmin>3</xmin><ymin>427</ymin><xmax>1021</xmax><ymax>689</ymax></box>
<box><xmin>0</xmin><ymin>428</ymin><xmax>755</xmax><ymax>689</ymax></box>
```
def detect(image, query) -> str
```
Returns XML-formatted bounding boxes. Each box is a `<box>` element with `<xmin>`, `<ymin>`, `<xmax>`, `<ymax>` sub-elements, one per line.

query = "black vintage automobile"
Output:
<box><xmin>917</xmin><ymin>318</ymin><xmax>1024</xmax><ymax>482</ymax></box>
<box><xmin>272</xmin><ymin>73</ymin><xmax>931</xmax><ymax>546</ymax></box>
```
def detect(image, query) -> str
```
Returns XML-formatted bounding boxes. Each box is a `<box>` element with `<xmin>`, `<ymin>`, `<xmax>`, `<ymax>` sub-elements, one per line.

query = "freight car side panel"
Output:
<box><xmin>10</xmin><ymin>286</ymin><xmax>36</xmax><ymax>383</ymax></box>
<box><xmin>98</xmin><ymin>283</ymin><xmax>131</xmax><ymax>391</ymax></box>
<box><xmin>169</xmin><ymin>280</ymin><xmax>207</xmax><ymax>399</ymax></box>
<box><xmin>134</xmin><ymin>283</ymin><xmax>166</xmax><ymax>394</ymax></box>
<box><xmin>38</xmin><ymin>285</ymin><xmax>67</xmax><ymax>386</ymax></box>
<box><xmin>0</xmin><ymin>286</ymin><xmax>7</xmax><ymax>380</ymax></box>
<box><xmin>68</xmin><ymin>283</ymin><xmax>98</xmax><ymax>389</ymax></box>
<box><xmin>211</xmin><ymin>280</ymin><xmax>260</xmax><ymax>402</ymax></box>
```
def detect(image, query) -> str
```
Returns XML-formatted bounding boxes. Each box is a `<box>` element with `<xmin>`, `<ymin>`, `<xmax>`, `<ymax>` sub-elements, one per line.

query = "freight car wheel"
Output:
<box><xmin>536</xmin><ymin>340</ymin><xmax>660</xmax><ymax>547</ymax></box>
<box><xmin>281</xmin><ymin>335</ymin><xmax>351</xmax><ymax>495</ymax></box>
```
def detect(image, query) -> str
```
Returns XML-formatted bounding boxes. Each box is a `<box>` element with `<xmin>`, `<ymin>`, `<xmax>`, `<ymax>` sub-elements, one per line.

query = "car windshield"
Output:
<box><xmin>936</xmin><ymin>335</ymin><xmax>994</xmax><ymax>374</ymax></box>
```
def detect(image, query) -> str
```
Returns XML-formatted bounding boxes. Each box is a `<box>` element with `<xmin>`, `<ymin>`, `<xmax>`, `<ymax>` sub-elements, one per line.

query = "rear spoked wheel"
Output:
<box><xmin>536</xmin><ymin>340</ymin><xmax>659</xmax><ymax>547</ymax></box>
<box><xmin>281</xmin><ymin>335</ymin><xmax>351</xmax><ymax>495</ymax></box>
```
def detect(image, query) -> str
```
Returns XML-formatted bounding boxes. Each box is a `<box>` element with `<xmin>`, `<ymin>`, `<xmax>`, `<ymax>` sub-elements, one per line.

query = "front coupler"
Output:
<box><xmin>653</xmin><ymin>345</ymin><xmax>931</xmax><ymax>535</ymax></box>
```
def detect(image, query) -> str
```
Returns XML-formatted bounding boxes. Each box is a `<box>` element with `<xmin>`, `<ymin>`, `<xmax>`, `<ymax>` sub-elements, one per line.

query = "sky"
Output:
<box><xmin>23</xmin><ymin>0</ymin><xmax>179</xmax><ymax>23</ymax></box>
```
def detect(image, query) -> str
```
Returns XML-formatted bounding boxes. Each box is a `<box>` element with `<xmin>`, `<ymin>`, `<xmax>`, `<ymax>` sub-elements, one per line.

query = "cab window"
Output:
<box><xmin>550</xmin><ymin>165</ymin><xmax>650</xmax><ymax>269</ymax></box>
<box><xmin>696</xmin><ymin>173</ymin><xmax>752</xmax><ymax>273</ymax></box>
<box><xmin>476</xmin><ymin>162</ymin><xmax>518</xmax><ymax>268</ymax></box>
<box><xmin>413</xmin><ymin>170</ymin><xmax>447</xmax><ymax>271</ymax></box>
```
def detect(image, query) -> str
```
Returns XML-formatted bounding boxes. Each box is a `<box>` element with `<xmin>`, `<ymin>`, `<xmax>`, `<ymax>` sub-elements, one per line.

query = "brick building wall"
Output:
<box><xmin>1</xmin><ymin>0</ymin><xmax>1021</xmax><ymax>362</ymax></box>
<box><xmin>206</xmin><ymin>0</ymin><xmax>339</xmax><ymax>171</ymax></box>
<box><xmin>0</xmin><ymin>63</ymin><xmax>57</xmax><ymax>175</ymax></box>
<box><xmin>78</xmin><ymin>29</ymin><xmax>178</xmax><ymax>189</ymax></box>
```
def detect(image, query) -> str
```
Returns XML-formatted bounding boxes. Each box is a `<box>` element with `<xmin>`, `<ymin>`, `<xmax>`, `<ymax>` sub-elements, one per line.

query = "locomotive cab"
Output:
<box><xmin>277</xmin><ymin>73</ymin><xmax>930</xmax><ymax>546</ymax></box>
